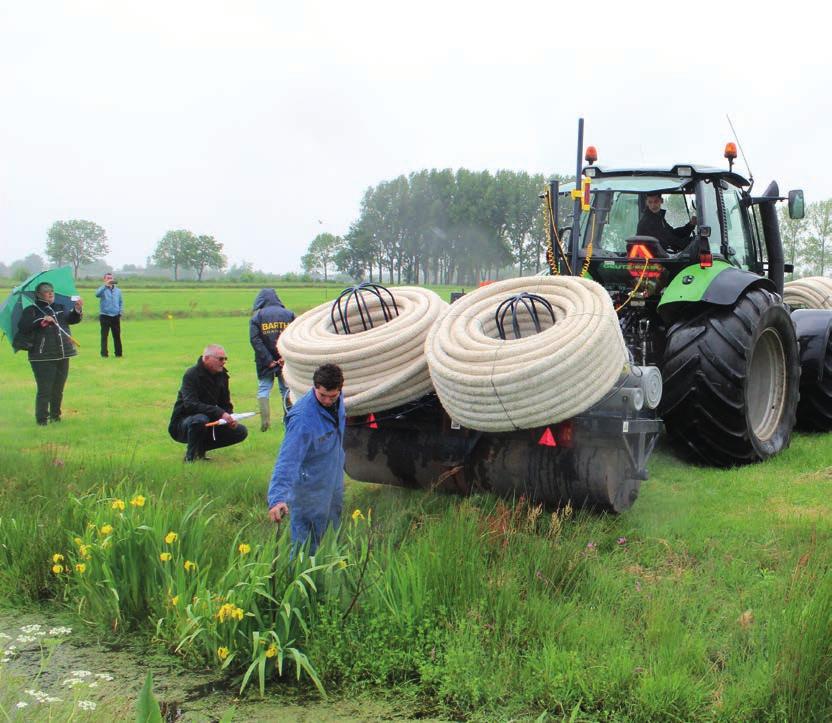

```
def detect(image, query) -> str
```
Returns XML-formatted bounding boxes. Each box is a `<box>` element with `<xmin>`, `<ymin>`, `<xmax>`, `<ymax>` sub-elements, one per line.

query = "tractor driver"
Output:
<box><xmin>637</xmin><ymin>192</ymin><xmax>697</xmax><ymax>253</ymax></box>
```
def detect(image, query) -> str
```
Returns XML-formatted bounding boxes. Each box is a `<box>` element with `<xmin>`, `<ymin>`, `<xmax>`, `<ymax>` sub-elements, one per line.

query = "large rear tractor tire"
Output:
<box><xmin>660</xmin><ymin>288</ymin><xmax>799</xmax><ymax>466</ymax></box>
<box><xmin>796</xmin><ymin>333</ymin><xmax>832</xmax><ymax>431</ymax></box>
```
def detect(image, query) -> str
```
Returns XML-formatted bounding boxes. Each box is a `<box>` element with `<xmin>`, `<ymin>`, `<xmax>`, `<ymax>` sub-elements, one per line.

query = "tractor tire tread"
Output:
<box><xmin>661</xmin><ymin>288</ymin><xmax>799</xmax><ymax>466</ymax></box>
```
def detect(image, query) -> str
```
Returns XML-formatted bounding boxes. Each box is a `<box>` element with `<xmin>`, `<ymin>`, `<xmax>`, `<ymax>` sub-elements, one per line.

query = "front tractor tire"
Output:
<box><xmin>660</xmin><ymin>288</ymin><xmax>800</xmax><ymax>466</ymax></box>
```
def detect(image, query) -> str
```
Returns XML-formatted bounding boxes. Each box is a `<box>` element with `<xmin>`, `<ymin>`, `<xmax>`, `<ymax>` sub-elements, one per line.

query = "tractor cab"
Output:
<box><xmin>555</xmin><ymin>164</ymin><xmax>804</xmax><ymax>310</ymax></box>
<box><xmin>557</xmin><ymin>167</ymin><xmax>756</xmax><ymax>289</ymax></box>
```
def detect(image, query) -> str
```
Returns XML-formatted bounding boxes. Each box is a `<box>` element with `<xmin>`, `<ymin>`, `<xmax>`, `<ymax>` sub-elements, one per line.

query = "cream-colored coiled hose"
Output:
<box><xmin>278</xmin><ymin>287</ymin><xmax>447</xmax><ymax>415</ymax></box>
<box><xmin>425</xmin><ymin>276</ymin><xmax>627</xmax><ymax>432</ymax></box>
<box><xmin>783</xmin><ymin>276</ymin><xmax>832</xmax><ymax>309</ymax></box>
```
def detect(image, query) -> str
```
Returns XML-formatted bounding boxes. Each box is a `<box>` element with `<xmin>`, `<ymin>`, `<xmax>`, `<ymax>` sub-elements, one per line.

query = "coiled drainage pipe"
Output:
<box><xmin>784</xmin><ymin>276</ymin><xmax>832</xmax><ymax>309</ymax></box>
<box><xmin>278</xmin><ymin>286</ymin><xmax>447</xmax><ymax>415</ymax></box>
<box><xmin>425</xmin><ymin>276</ymin><xmax>627</xmax><ymax>432</ymax></box>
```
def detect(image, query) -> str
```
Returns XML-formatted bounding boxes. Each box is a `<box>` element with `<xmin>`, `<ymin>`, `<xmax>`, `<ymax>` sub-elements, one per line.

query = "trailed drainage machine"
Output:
<box><xmin>339</xmin><ymin>120</ymin><xmax>832</xmax><ymax>512</ymax></box>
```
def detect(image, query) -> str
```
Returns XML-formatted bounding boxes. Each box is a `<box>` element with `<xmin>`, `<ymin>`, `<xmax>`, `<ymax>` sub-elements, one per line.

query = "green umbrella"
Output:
<box><xmin>0</xmin><ymin>266</ymin><xmax>79</xmax><ymax>351</ymax></box>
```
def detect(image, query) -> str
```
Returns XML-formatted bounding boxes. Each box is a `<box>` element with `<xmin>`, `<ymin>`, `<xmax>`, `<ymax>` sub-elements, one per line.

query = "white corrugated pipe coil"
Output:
<box><xmin>425</xmin><ymin>276</ymin><xmax>628</xmax><ymax>432</ymax></box>
<box><xmin>783</xmin><ymin>276</ymin><xmax>832</xmax><ymax>309</ymax></box>
<box><xmin>278</xmin><ymin>286</ymin><xmax>447</xmax><ymax>416</ymax></box>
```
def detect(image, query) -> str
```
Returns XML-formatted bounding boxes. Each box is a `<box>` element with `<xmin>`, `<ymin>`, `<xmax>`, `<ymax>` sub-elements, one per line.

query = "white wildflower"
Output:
<box><xmin>88</xmin><ymin>681</ymin><xmax>99</xmax><ymax>688</ymax></box>
<box><xmin>19</xmin><ymin>624</ymin><xmax>43</xmax><ymax>634</ymax></box>
<box><xmin>45</xmin><ymin>696</ymin><xmax>63</xmax><ymax>704</ymax></box>
<box><xmin>17</xmin><ymin>635</ymin><xmax>37</xmax><ymax>643</ymax></box>
<box><xmin>16</xmin><ymin>702</ymin><xmax>28</xmax><ymax>708</ymax></box>
<box><xmin>0</xmin><ymin>632</ymin><xmax>11</xmax><ymax>639</ymax></box>
<box><xmin>48</xmin><ymin>626</ymin><xmax>72</xmax><ymax>636</ymax></box>
<box><xmin>62</xmin><ymin>678</ymin><xmax>85</xmax><ymax>687</ymax></box>
<box><xmin>70</xmin><ymin>670</ymin><xmax>92</xmax><ymax>678</ymax></box>
<box><xmin>95</xmin><ymin>673</ymin><xmax>114</xmax><ymax>681</ymax></box>
<box><xmin>78</xmin><ymin>700</ymin><xmax>97</xmax><ymax>711</ymax></box>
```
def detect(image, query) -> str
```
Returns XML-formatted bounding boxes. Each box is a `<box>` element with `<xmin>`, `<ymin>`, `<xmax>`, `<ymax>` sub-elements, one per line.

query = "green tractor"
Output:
<box><xmin>341</xmin><ymin>123</ymin><xmax>832</xmax><ymax>512</ymax></box>
<box><xmin>550</xmin><ymin>132</ymin><xmax>832</xmax><ymax>466</ymax></box>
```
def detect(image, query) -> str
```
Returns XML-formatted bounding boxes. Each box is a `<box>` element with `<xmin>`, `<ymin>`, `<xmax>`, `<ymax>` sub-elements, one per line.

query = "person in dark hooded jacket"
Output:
<box><xmin>16</xmin><ymin>281</ymin><xmax>83</xmax><ymax>425</ymax></box>
<box><xmin>637</xmin><ymin>192</ymin><xmax>697</xmax><ymax>253</ymax></box>
<box><xmin>249</xmin><ymin>289</ymin><xmax>295</xmax><ymax>431</ymax></box>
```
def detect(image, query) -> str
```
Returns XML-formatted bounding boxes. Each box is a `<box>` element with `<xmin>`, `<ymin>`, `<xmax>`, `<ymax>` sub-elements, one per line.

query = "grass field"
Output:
<box><xmin>1</xmin><ymin>284</ymin><xmax>831</xmax><ymax>721</ymax></box>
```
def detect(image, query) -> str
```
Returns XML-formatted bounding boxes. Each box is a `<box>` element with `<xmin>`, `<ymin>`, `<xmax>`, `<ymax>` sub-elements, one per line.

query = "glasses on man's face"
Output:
<box><xmin>211</xmin><ymin>355</ymin><xmax>228</xmax><ymax>362</ymax></box>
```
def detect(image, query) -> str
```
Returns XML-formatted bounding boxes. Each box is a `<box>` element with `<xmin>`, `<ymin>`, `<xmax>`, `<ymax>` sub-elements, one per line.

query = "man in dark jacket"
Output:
<box><xmin>168</xmin><ymin>344</ymin><xmax>248</xmax><ymax>461</ymax></box>
<box><xmin>637</xmin><ymin>193</ymin><xmax>697</xmax><ymax>253</ymax></box>
<box><xmin>249</xmin><ymin>289</ymin><xmax>296</xmax><ymax>431</ymax></box>
<box><xmin>16</xmin><ymin>282</ymin><xmax>83</xmax><ymax>426</ymax></box>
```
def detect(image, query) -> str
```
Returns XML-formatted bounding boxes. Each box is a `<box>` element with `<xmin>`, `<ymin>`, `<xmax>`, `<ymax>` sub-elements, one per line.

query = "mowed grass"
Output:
<box><xmin>72</xmin><ymin>283</ymin><xmax>349</xmax><ymax>318</ymax></box>
<box><xmin>1</xmin><ymin>287</ymin><xmax>831</xmax><ymax>721</ymax></box>
<box><xmin>57</xmin><ymin>282</ymin><xmax>465</xmax><ymax>319</ymax></box>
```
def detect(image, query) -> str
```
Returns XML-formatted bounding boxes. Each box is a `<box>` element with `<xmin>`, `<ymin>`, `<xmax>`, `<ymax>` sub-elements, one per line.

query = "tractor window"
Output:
<box><xmin>556</xmin><ymin>190</ymin><xmax>640</xmax><ymax>255</ymax></box>
<box><xmin>586</xmin><ymin>191</ymin><xmax>640</xmax><ymax>253</ymax></box>
<box><xmin>663</xmin><ymin>194</ymin><xmax>692</xmax><ymax>228</ymax></box>
<box><xmin>750</xmin><ymin>205</ymin><xmax>768</xmax><ymax>271</ymax></box>
<box><xmin>721</xmin><ymin>189</ymin><xmax>752</xmax><ymax>268</ymax></box>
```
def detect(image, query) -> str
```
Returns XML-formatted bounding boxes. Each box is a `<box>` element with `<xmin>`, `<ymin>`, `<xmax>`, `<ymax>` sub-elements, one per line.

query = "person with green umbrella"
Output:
<box><xmin>16</xmin><ymin>282</ymin><xmax>83</xmax><ymax>425</ymax></box>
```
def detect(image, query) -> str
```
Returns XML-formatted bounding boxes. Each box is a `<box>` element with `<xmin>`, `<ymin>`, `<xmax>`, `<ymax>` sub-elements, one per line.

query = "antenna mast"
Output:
<box><xmin>726</xmin><ymin>114</ymin><xmax>754</xmax><ymax>191</ymax></box>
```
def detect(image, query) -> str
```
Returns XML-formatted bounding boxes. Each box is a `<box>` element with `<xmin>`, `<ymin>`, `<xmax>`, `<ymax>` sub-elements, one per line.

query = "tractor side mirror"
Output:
<box><xmin>788</xmin><ymin>190</ymin><xmax>805</xmax><ymax>220</ymax></box>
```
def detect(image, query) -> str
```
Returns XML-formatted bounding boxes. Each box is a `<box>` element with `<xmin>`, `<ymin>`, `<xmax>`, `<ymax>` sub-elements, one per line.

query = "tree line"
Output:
<box><xmin>33</xmin><ymin>221</ymin><xmax>227</xmax><ymax>280</ymax></box>
<box><xmin>9</xmin><ymin>179</ymin><xmax>832</xmax><ymax>285</ymax></box>
<box><xmin>779</xmin><ymin>201</ymin><xmax>832</xmax><ymax>277</ymax></box>
<box><xmin>302</xmin><ymin>169</ymin><xmax>565</xmax><ymax>286</ymax></box>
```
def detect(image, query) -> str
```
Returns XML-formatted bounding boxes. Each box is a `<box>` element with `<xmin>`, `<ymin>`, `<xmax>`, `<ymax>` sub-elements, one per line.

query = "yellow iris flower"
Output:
<box><xmin>216</xmin><ymin>603</ymin><xmax>245</xmax><ymax>623</ymax></box>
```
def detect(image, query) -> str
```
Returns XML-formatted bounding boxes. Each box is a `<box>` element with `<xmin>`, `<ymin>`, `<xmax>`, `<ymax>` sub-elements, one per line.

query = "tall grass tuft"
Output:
<box><xmin>48</xmin><ymin>484</ymin><xmax>357</xmax><ymax>694</ymax></box>
<box><xmin>771</xmin><ymin>553</ymin><xmax>832</xmax><ymax>721</ymax></box>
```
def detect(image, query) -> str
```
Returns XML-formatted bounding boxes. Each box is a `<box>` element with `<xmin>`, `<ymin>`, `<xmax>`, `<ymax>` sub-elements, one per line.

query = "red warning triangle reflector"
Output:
<box><xmin>368</xmin><ymin>413</ymin><xmax>378</xmax><ymax>429</ymax></box>
<box><xmin>537</xmin><ymin>427</ymin><xmax>557</xmax><ymax>447</ymax></box>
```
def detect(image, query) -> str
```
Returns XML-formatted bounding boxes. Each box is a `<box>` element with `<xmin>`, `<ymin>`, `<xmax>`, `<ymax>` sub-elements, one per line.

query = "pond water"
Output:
<box><xmin>0</xmin><ymin>609</ymin><xmax>448</xmax><ymax>722</ymax></box>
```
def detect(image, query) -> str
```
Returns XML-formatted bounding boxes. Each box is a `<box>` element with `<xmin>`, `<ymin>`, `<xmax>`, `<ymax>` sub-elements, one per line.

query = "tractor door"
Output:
<box><xmin>721</xmin><ymin>186</ymin><xmax>762</xmax><ymax>274</ymax></box>
<box><xmin>696</xmin><ymin>179</ymin><xmax>760</xmax><ymax>272</ymax></box>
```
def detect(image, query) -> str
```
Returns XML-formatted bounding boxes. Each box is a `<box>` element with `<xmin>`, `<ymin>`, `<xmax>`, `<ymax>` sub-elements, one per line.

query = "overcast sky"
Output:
<box><xmin>2</xmin><ymin>1</ymin><xmax>829</xmax><ymax>273</ymax></box>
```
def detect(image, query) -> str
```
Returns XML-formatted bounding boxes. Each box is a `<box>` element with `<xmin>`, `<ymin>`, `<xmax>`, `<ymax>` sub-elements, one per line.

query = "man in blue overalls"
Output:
<box><xmin>267</xmin><ymin>363</ymin><xmax>345</xmax><ymax>552</ymax></box>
